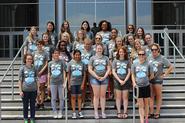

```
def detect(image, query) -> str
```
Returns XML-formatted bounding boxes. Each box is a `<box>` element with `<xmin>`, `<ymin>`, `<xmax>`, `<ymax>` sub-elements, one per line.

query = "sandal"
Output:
<box><xmin>154</xmin><ymin>113</ymin><xmax>160</xmax><ymax>119</ymax></box>
<box><xmin>122</xmin><ymin>113</ymin><xmax>128</xmax><ymax>119</ymax></box>
<box><xmin>117</xmin><ymin>113</ymin><xmax>122</xmax><ymax>118</ymax></box>
<box><xmin>148</xmin><ymin>113</ymin><xmax>154</xmax><ymax>118</ymax></box>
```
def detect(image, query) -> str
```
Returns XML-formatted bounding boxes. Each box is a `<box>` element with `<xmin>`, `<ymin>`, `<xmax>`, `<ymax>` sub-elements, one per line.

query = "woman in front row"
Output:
<box><xmin>88</xmin><ymin>43</ymin><xmax>111</xmax><ymax>119</ymax></box>
<box><xmin>18</xmin><ymin>54</ymin><xmax>40</xmax><ymax>123</ymax></box>
<box><xmin>68</xmin><ymin>50</ymin><xmax>86</xmax><ymax>119</ymax></box>
<box><xmin>131</xmin><ymin>48</ymin><xmax>154</xmax><ymax>123</ymax></box>
<box><xmin>149</xmin><ymin>43</ymin><xmax>173</xmax><ymax>119</ymax></box>
<box><xmin>112</xmin><ymin>47</ymin><xmax>131</xmax><ymax>119</ymax></box>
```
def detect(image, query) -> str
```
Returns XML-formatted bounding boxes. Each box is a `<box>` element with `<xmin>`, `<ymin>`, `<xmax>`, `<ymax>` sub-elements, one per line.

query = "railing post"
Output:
<box><xmin>133</xmin><ymin>87</ymin><xmax>136</xmax><ymax>123</ymax></box>
<box><xmin>133</xmin><ymin>86</ymin><xmax>139</xmax><ymax>123</ymax></box>
<box><xmin>0</xmin><ymin>79</ymin><xmax>1</xmax><ymax>121</ymax></box>
<box><xmin>11</xmin><ymin>65</ymin><xmax>14</xmax><ymax>100</ymax></box>
<box><xmin>65</xmin><ymin>79</ymin><xmax>68</xmax><ymax>123</ymax></box>
<box><xmin>164</xmin><ymin>28</ymin><xmax>169</xmax><ymax>57</ymax></box>
<box><xmin>173</xmin><ymin>47</ymin><xmax>176</xmax><ymax>77</ymax></box>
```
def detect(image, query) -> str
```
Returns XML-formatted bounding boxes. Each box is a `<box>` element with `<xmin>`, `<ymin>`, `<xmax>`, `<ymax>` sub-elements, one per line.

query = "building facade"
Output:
<box><xmin>0</xmin><ymin>0</ymin><xmax>185</xmax><ymax>58</ymax></box>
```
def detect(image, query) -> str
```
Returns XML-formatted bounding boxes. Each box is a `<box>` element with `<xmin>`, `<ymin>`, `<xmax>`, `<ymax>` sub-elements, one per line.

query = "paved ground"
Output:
<box><xmin>2</xmin><ymin>118</ymin><xmax>185</xmax><ymax>123</ymax></box>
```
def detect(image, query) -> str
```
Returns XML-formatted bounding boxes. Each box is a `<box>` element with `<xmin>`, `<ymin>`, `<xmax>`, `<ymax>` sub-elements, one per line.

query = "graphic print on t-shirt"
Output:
<box><xmin>152</xmin><ymin>61</ymin><xmax>159</xmax><ymax>72</ymax></box>
<box><xmin>28</xmin><ymin>43</ymin><xmax>37</xmax><ymax>52</ymax></box>
<box><xmin>51</xmin><ymin>63</ymin><xmax>61</xmax><ymax>78</ymax></box>
<box><xmin>116</xmin><ymin>62</ymin><xmax>127</xmax><ymax>75</ymax></box>
<box><xmin>136</xmin><ymin>66</ymin><xmax>147</xmax><ymax>78</ymax></box>
<box><xmin>102</xmin><ymin>33</ymin><xmax>110</xmax><ymax>44</ymax></box>
<box><xmin>81</xmin><ymin>53</ymin><xmax>91</xmax><ymax>65</ymax></box>
<box><xmin>75</xmin><ymin>43</ymin><xmax>84</xmax><ymax>51</ymax></box>
<box><xmin>24</xmin><ymin>70</ymin><xmax>35</xmax><ymax>85</ymax></box>
<box><xmin>34</xmin><ymin>54</ymin><xmax>44</xmax><ymax>69</ymax></box>
<box><xmin>71</xmin><ymin>64</ymin><xmax>82</xmax><ymax>77</ymax></box>
<box><xmin>44</xmin><ymin>46</ymin><xmax>50</xmax><ymax>55</ymax></box>
<box><xmin>94</xmin><ymin>59</ymin><xmax>106</xmax><ymax>71</ymax></box>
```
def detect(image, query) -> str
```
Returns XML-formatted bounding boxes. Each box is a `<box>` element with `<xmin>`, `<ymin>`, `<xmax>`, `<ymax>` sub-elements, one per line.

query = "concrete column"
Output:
<box><xmin>125</xmin><ymin>0</ymin><xmax>136</xmax><ymax>26</ymax></box>
<box><xmin>55</xmin><ymin>0</ymin><xmax>66</xmax><ymax>34</ymax></box>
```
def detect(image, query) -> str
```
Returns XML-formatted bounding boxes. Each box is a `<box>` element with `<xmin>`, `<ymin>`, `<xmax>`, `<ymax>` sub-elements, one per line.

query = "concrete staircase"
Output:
<box><xmin>0</xmin><ymin>59</ymin><xmax>185</xmax><ymax>123</ymax></box>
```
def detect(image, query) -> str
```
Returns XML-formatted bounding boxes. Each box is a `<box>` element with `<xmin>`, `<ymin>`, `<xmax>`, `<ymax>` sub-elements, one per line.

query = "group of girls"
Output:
<box><xmin>18</xmin><ymin>20</ymin><xmax>173</xmax><ymax>123</ymax></box>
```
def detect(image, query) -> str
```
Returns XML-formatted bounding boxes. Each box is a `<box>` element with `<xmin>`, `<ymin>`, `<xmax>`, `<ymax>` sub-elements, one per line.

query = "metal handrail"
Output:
<box><xmin>132</xmin><ymin>86</ymin><xmax>139</xmax><ymax>123</ymax></box>
<box><xmin>0</xmin><ymin>40</ymin><xmax>25</xmax><ymax>120</ymax></box>
<box><xmin>64</xmin><ymin>78</ymin><xmax>68</xmax><ymax>123</ymax></box>
<box><xmin>163</xmin><ymin>28</ymin><xmax>185</xmax><ymax>77</ymax></box>
<box><xmin>163</xmin><ymin>29</ymin><xmax>185</xmax><ymax>61</ymax></box>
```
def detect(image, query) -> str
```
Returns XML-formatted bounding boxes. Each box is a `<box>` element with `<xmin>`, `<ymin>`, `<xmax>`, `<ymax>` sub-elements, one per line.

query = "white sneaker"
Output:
<box><xmin>53</xmin><ymin>111</ymin><xmax>58</xmax><ymax>119</ymax></box>
<box><xmin>102</xmin><ymin>112</ymin><xmax>106</xmax><ymax>119</ymax></box>
<box><xmin>78</xmin><ymin>111</ymin><xmax>84</xmax><ymax>118</ymax></box>
<box><xmin>58</xmin><ymin>111</ymin><xmax>63</xmax><ymax>118</ymax></box>
<box><xmin>72</xmin><ymin>112</ymin><xmax>77</xmax><ymax>119</ymax></box>
<box><xmin>94</xmin><ymin>112</ymin><xmax>99</xmax><ymax>119</ymax></box>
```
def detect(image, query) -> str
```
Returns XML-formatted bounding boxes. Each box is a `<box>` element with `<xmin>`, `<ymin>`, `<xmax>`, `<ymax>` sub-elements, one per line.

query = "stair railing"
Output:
<box><xmin>0</xmin><ymin>29</ymin><xmax>28</xmax><ymax>120</ymax></box>
<box><xmin>162</xmin><ymin>28</ymin><xmax>185</xmax><ymax>77</ymax></box>
<box><xmin>0</xmin><ymin>41</ymin><xmax>25</xmax><ymax>120</ymax></box>
<box><xmin>132</xmin><ymin>86</ymin><xmax>139</xmax><ymax>123</ymax></box>
<box><xmin>64</xmin><ymin>78</ymin><xmax>68</xmax><ymax>123</ymax></box>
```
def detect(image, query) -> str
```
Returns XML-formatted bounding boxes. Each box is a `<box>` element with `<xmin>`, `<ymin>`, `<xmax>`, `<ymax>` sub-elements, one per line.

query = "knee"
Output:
<box><xmin>94</xmin><ymin>94</ymin><xmax>100</xmax><ymax>99</ymax></box>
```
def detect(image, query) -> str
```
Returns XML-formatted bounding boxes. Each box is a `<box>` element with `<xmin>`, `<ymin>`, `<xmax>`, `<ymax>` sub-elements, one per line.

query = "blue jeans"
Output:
<box><xmin>50</xmin><ymin>84</ymin><xmax>64</xmax><ymax>112</ymax></box>
<box><xmin>22</xmin><ymin>91</ymin><xmax>37</xmax><ymax>120</ymax></box>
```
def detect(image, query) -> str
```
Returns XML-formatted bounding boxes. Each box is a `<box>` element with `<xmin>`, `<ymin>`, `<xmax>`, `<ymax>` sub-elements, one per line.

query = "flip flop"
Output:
<box><xmin>122</xmin><ymin>113</ymin><xmax>128</xmax><ymax>119</ymax></box>
<box><xmin>117</xmin><ymin>113</ymin><xmax>122</xmax><ymax>118</ymax></box>
<box><xmin>148</xmin><ymin>113</ymin><xmax>154</xmax><ymax>118</ymax></box>
<box><xmin>154</xmin><ymin>113</ymin><xmax>160</xmax><ymax>119</ymax></box>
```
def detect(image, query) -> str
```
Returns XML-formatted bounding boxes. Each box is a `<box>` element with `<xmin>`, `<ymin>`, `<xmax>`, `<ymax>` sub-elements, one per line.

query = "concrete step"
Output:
<box><xmin>2</xmin><ymin>92</ymin><xmax>182</xmax><ymax>101</ymax></box>
<box><xmin>1</xmin><ymin>82</ymin><xmax>184</xmax><ymax>92</ymax></box>
<box><xmin>1</xmin><ymin>77</ymin><xmax>184</xmax><ymax>85</ymax></box>
<box><xmin>1</xmin><ymin>108</ymin><xmax>185</xmax><ymax>117</ymax></box>
<box><xmin>1</xmin><ymin>98</ymin><xmax>185</xmax><ymax>107</ymax></box>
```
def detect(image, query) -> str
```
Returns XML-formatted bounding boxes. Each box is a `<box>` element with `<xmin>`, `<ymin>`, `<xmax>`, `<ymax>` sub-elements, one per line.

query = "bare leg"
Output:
<box><xmin>100</xmin><ymin>85</ymin><xmax>108</xmax><ymax>114</ymax></box>
<box><xmin>138</xmin><ymin>98</ymin><xmax>145</xmax><ymax>123</ymax></box>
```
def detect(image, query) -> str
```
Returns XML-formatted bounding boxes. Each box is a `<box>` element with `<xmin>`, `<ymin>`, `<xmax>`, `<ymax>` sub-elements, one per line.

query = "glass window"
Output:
<box><xmin>66</xmin><ymin>2</ymin><xmax>95</xmax><ymax>33</ymax></box>
<box><xmin>39</xmin><ymin>0</ymin><xmax>55</xmax><ymax>32</ymax></box>
<box><xmin>0</xmin><ymin>1</ymin><xmax>38</xmax><ymax>30</ymax></box>
<box><xmin>136</xmin><ymin>0</ymin><xmax>152</xmax><ymax>30</ymax></box>
<box><xmin>96</xmin><ymin>2</ymin><xmax>125</xmax><ymax>34</ymax></box>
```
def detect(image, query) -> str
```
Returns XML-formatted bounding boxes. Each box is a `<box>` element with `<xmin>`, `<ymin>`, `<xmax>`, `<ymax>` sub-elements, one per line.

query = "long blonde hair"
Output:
<box><xmin>28</xmin><ymin>26</ymin><xmax>37</xmax><ymax>41</ymax></box>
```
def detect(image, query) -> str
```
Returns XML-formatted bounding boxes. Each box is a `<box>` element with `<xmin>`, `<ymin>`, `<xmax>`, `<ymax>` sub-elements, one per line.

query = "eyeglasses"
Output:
<box><xmin>96</xmin><ymin>37</ymin><xmax>101</xmax><ymax>39</ymax></box>
<box><xmin>151</xmin><ymin>49</ymin><xmax>158</xmax><ymax>51</ymax></box>
<box><xmin>138</xmin><ymin>53</ymin><xmax>145</xmax><ymax>56</ymax></box>
<box><xmin>60</xmin><ymin>45</ymin><xmax>66</xmax><ymax>46</ymax></box>
<box><xmin>128</xmin><ymin>28</ymin><xmax>133</xmax><ymax>29</ymax></box>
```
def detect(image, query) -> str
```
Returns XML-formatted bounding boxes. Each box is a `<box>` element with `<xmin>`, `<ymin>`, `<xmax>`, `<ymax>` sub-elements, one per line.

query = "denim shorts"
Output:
<box><xmin>90</xmin><ymin>76</ymin><xmax>109</xmax><ymax>85</ymax></box>
<box><xmin>71</xmin><ymin>85</ymin><xmax>82</xmax><ymax>96</ymax></box>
